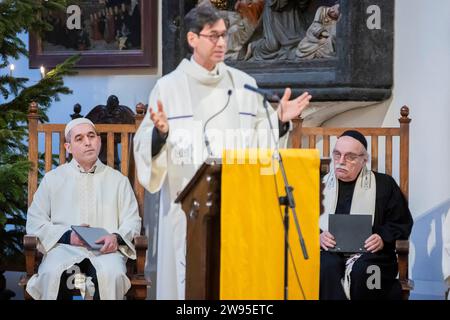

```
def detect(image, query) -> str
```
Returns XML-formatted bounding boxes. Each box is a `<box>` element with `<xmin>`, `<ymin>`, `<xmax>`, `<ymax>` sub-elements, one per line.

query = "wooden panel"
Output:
<box><xmin>28</xmin><ymin>104</ymin><xmax>40</xmax><ymax>207</ymax></box>
<box><xmin>107</xmin><ymin>132</ymin><xmax>114</xmax><ymax>168</ymax></box>
<box><xmin>399</xmin><ymin>106</ymin><xmax>411</xmax><ymax>200</ymax></box>
<box><xmin>371</xmin><ymin>136</ymin><xmax>378</xmax><ymax>171</ymax></box>
<box><xmin>290</xmin><ymin>118</ymin><xmax>303</xmax><ymax>149</ymax></box>
<box><xmin>121</xmin><ymin>133</ymin><xmax>129</xmax><ymax>176</ymax></box>
<box><xmin>96</xmin><ymin>124</ymin><xmax>136</xmax><ymax>133</ymax></box>
<box><xmin>308</xmin><ymin>135</ymin><xmax>316</xmax><ymax>148</ymax></box>
<box><xmin>300</xmin><ymin>127</ymin><xmax>400</xmax><ymax>136</ymax></box>
<box><xmin>59</xmin><ymin>132</ymin><xmax>66</xmax><ymax>165</ymax></box>
<box><xmin>45</xmin><ymin>132</ymin><xmax>52</xmax><ymax>173</ymax></box>
<box><xmin>385</xmin><ymin>136</ymin><xmax>393</xmax><ymax>176</ymax></box>
<box><xmin>37</xmin><ymin>124</ymin><xmax>65</xmax><ymax>132</ymax></box>
<box><xmin>37</xmin><ymin>123</ymin><xmax>136</xmax><ymax>133</ymax></box>
<box><xmin>323</xmin><ymin>135</ymin><xmax>330</xmax><ymax>157</ymax></box>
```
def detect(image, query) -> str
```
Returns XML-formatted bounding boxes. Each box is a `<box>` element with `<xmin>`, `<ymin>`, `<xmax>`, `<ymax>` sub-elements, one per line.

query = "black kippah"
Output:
<box><xmin>339</xmin><ymin>130</ymin><xmax>367</xmax><ymax>150</ymax></box>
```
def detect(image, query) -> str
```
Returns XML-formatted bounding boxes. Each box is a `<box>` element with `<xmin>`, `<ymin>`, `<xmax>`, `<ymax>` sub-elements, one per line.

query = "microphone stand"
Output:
<box><xmin>261</xmin><ymin>97</ymin><xmax>309</xmax><ymax>301</ymax></box>
<box><xmin>203</xmin><ymin>90</ymin><xmax>233</xmax><ymax>162</ymax></box>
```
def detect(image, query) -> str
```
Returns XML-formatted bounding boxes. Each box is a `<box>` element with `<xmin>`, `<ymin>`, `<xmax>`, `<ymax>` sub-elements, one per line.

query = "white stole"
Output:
<box><xmin>320</xmin><ymin>165</ymin><xmax>376</xmax><ymax>231</ymax></box>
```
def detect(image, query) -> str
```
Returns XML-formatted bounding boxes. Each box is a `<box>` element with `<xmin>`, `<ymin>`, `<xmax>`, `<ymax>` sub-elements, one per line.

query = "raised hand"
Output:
<box><xmin>150</xmin><ymin>100</ymin><xmax>169</xmax><ymax>134</ymax></box>
<box><xmin>277</xmin><ymin>88</ymin><xmax>312</xmax><ymax>123</ymax></box>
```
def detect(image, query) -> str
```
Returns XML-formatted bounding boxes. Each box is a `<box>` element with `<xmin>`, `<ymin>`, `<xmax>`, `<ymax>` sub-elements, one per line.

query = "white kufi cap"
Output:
<box><xmin>65</xmin><ymin>118</ymin><xmax>96</xmax><ymax>141</ymax></box>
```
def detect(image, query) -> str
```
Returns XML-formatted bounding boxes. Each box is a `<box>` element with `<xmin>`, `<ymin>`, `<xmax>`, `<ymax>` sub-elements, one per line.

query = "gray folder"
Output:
<box><xmin>328</xmin><ymin>214</ymin><xmax>372</xmax><ymax>253</ymax></box>
<box><xmin>71</xmin><ymin>225</ymin><xmax>110</xmax><ymax>250</ymax></box>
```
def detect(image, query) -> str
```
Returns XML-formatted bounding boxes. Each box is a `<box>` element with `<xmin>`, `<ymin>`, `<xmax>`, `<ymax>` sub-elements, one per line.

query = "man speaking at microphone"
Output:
<box><xmin>133</xmin><ymin>1</ymin><xmax>311</xmax><ymax>300</ymax></box>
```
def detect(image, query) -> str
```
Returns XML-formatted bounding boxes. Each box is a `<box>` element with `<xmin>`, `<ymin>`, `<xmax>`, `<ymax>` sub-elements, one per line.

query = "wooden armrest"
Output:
<box><xmin>133</xmin><ymin>235</ymin><xmax>147</xmax><ymax>275</ymax></box>
<box><xmin>395</xmin><ymin>239</ymin><xmax>409</xmax><ymax>254</ymax></box>
<box><xmin>134</xmin><ymin>235</ymin><xmax>148</xmax><ymax>251</ymax></box>
<box><xmin>395</xmin><ymin>239</ymin><xmax>414</xmax><ymax>296</ymax></box>
<box><xmin>24</xmin><ymin>235</ymin><xmax>38</xmax><ymax>250</ymax></box>
<box><xmin>23</xmin><ymin>235</ymin><xmax>39</xmax><ymax>277</ymax></box>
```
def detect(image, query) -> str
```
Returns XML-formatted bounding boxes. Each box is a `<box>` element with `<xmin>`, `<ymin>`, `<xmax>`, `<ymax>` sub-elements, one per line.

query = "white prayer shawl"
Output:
<box><xmin>26</xmin><ymin>160</ymin><xmax>141</xmax><ymax>300</ymax></box>
<box><xmin>320</xmin><ymin>164</ymin><xmax>376</xmax><ymax>300</ymax></box>
<box><xmin>134</xmin><ymin>59</ymin><xmax>288</xmax><ymax>300</ymax></box>
<box><xmin>320</xmin><ymin>165</ymin><xmax>376</xmax><ymax>232</ymax></box>
<box><xmin>443</xmin><ymin>208</ymin><xmax>450</xmax><ymax>291</ymax></box>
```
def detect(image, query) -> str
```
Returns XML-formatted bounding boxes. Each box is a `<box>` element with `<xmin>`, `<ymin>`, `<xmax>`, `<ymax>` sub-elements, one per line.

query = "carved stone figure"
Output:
<box><xmin>296</xmin><ymin>4</ymin><xmax>340</xmax><ymax>60</ymax></box>
<box><xmin>223</xmin><ymin>0</ymin><xmax>264</xmax><ymax>60</ymax></box>
<box><xmin>246</xmin><ymin>0</ymin><xmax>311</xmax><ymax>61</ymax></box>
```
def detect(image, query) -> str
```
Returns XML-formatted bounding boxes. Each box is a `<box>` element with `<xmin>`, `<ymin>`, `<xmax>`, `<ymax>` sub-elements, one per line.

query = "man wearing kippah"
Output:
<box><xmin>25</xmin><ymin>118</ymin><xmax>141</xmax><ymax>300</ymax></box>
<box><xmin>319</xmin><ymin>130</ymin><xmax>413</xmax><ymax>300</ymax></box>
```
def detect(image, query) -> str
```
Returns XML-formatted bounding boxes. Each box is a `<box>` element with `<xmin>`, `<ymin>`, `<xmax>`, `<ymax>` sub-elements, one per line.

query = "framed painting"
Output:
<box><xmin>30</xmin><ymin>0</ymin><xmax>157</xmax><ymax>69</ymax></box>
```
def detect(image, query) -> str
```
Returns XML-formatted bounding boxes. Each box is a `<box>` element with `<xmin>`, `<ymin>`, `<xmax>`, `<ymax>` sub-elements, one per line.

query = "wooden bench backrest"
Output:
<box><xmin>290</xmin><ymin>106</ymin><xmax>411</xmax><ymax>199</ymax></box>
<box><xmin>27</xmin><ymin>102</ymin><xmax>147</xmax><ymax>221</ymax></box>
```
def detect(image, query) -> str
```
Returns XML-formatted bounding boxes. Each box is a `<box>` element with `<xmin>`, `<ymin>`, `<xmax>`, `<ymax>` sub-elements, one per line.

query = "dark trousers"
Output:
<box><xmin>319</xmin><ymin>250</ymin><xmax>401</xmax><ymax>300</ymax></box>
<box><xmin>57</xmin><ymin>258</ymin><xmax>100</xmax><ymax>300</ymax></box>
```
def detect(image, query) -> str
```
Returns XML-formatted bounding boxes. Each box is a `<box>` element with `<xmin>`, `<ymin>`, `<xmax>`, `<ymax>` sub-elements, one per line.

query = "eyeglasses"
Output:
<box><xmin>332</xmin><ymin>151</ymin><xmax>365</xmax><ymax>163</ymax></box>
<box><xmin>198</xmin><ymin>32</ymin><xmax>228</xmax><ymax>44</ymax></box>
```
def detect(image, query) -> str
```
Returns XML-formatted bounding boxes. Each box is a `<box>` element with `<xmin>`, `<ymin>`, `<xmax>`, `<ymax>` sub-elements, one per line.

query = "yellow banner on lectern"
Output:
<box><xmin>220</xmin><ymin>149</ymin><xmax>320</xmax><ymax>300</ymax></box>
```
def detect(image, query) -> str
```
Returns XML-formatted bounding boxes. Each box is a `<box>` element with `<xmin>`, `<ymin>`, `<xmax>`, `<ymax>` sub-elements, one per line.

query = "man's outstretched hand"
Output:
<box><xmin>150</xmin><ymin>100</ymin><xmax>169</xmax><ymax>135</ymax></box>
<box><xmin>277</xmin><ymin>88</ymin><xmax>312</xmax><ymax>123</ymax></box>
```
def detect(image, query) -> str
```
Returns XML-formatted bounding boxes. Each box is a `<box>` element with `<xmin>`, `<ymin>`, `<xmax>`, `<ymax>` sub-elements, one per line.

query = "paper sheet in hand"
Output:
<box><xmin>71</xmin><ymin>225</ymin><xmax>110</xmax><ymax>250</ymax></box>
<box><xmin>328</xmin><ymin>214</ymin><xmax>372</xmax><ymax>253</ymax></box>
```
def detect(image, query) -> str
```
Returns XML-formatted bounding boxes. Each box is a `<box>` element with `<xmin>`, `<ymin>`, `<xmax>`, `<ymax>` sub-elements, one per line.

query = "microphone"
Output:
<box><xmin>244</xmin><ymin>84</ymin><xmax>280</xmax><ymax>102</ymax></box>
<box><xmin>203</xmin><ymin>89</ymin><xmax>233</xmax><ymax>157</ymax></box>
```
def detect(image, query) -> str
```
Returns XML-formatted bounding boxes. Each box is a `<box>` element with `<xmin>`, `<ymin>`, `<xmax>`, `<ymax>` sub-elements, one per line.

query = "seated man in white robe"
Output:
<box><xmin>26</xmin><ymin>118</ymin><xmax>141</xmax><ymax>300</ymax></box>
<box><xmin>319</xmin><ymin>130</ymin><xmax>413</xmax><ymax>300</ymax></box>
<box><xmin>134</xmin><ymin>2</ymin><xmax>312</xmax><ymax>299</ymax></box>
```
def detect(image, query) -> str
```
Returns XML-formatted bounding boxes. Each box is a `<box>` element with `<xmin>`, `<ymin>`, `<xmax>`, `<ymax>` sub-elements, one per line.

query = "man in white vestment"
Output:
<box><xmin>26</xmin><ymin>118</ymin><xmax>141</xmax><ymax>300</ymax></box>
<box><xmin>133</xmin><ymin>2</ymin><xmax>312</xmax><ymax>300</ymax></box>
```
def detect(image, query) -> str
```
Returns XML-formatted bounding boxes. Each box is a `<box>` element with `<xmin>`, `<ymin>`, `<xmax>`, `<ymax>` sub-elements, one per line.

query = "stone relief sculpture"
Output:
<box><xmin>295</xmin><ymin>4</ymin><xmax>340</xmax><ymax>60</ymax></box>
<box><xmin>222</xmin><ymin>0</ymin><xmax>264</xmax><ymax>60</ymax></box>
<box><xmin>164</xmin><ymin>0</ymin><xmax>394</xmax><ymax>100</ymax></box>
<box><xmin>245</xmin><ymin>0</ymin><xmax>311</xmax><ymax>61</ymax></box>
<box><xmin>200</xmin><ymin>0</ymin><xmax>342</xmax><ymax>62</ymax></box>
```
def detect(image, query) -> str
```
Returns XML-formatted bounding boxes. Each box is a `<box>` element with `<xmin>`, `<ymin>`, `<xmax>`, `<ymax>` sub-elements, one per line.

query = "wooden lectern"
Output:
<box><xmin>175</xmin><ymin>161</ymin><xmax>222</xmax><ymax>300</ymax></box>
<box><xmin>175</xmin><ymin>158</ymin><xmax>328</xmax><ymax>300</ymax></box>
